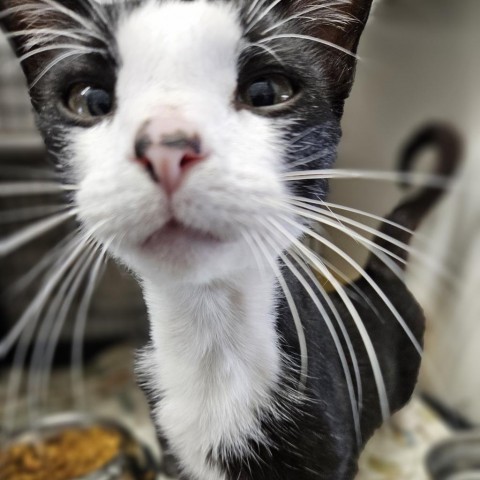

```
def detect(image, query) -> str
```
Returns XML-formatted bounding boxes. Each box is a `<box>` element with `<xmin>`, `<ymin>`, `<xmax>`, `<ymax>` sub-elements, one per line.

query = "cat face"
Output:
<box><xmin>0</xmin><ymin>0</ymin><xmax>373</xmax><ymax>284</ymax></box>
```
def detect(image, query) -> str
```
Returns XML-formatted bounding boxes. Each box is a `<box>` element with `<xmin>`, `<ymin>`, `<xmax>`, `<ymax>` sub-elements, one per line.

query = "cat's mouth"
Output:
<box><xmin>142</xmin><ymin>219</ymin><xmax>222</xmax><ymax>251</ymax></box>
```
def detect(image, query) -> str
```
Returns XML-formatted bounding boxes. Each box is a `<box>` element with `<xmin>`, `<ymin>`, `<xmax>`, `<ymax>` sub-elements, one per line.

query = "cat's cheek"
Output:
<box><xmin>74</xmin><ymin>167</ymin><xmax>168</xmax><ymax>249</ymax></box>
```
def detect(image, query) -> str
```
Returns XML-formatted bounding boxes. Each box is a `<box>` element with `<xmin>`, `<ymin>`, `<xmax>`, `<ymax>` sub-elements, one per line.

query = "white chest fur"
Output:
<box><xmin>138</xmin><ymin>272</ymin><xmax>281</xmax><ymax>480</ymax></box>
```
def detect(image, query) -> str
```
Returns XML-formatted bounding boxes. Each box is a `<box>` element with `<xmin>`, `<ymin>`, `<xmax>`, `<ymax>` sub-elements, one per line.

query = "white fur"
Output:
<box><xmin>139</xmin><ymin>271</ymin><xmax>281</xmax><ymax>480</ymax></box>
<box><xmin>70</xmin><ymin>1</ymin><xmax>296</xmax><ymax>478</ymax></box>
<box><xmin>74</xmin><ymin>0</ymin><xmax>291</xmax><ymax>281</ymax></box>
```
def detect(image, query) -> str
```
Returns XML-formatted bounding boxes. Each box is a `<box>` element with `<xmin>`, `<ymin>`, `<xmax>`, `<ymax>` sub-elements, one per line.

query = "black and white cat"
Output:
<box><xmin>0</xmin><ymin>1</ymin><xmax>438</xmax><ymax>478</ymax></box>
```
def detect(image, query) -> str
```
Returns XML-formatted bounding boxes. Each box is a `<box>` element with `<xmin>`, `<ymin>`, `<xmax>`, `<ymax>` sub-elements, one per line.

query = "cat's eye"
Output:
<box><xmin>67</xmin><ymin>84</ymin><xmax>113</xmax><ymax>118</ymax></box>
<box><xmin>238</xmin><ymin>75</ymin><xmax>295</xmax><ymax>109</ymax></box>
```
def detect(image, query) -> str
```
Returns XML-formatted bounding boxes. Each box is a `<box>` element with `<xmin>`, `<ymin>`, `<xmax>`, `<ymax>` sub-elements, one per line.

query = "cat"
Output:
<box><xmin>0</xmin><ymin>0</ymin><xmax>448</xmax><ymax>478</ymax></box>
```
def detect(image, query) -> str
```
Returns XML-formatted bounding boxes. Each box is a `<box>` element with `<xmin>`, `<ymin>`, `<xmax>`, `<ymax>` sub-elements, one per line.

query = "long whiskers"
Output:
<box><xmin>282</xmin><ymin>168</ymin><xmax>454</xmax><ymax>189</ymax></box>
<box><xmin>0</xmin><ymin>2</ymin><xmax>107</xmax><ymax>45</ymax></box>
<box><xmin>262</xmin><ymin>231</ymin><xmax>362</xmax><ymax>445</ymax></box>
<box><xmin>19</xmin><ymin>44</ymin><xmax>105</xmax><ymax>64</ymax></box>
<box><xmin>6</xmin><ymin>28</ymin><xmax>96</xmax><ymax>44</ymax></box>
<box><xmin>265</xmin><ymin>217</ymin><xmax>391</xmax><ymax>420</ymax></box>
<box><xmin>71</xmin><ymin>245</ymin><xmax>109</xmax><ymax>410</ymax></box>
<box><xmin>1</xmin><ymin>234</ymin><xmax>86</xmax><ymax>431</ymax></box>
<box><xmin>258</xmin><ymin>34</ymin><xmax>359</xmax><ymax>59</ymax></box>
<box><xmin>249</xmin><ymin>231</ymin><xmax>309</xmax><ymax>391</ymax></box>
<box><xmin>29</xmin><ymin>243</ymin><xmax>100</xmax><ymax>419</ymax></box>
<box><xmin>0</xmin><ymin>181</ymin><xmax>76</xmax><ymax>197</ymax></box>
<box><xmin>0</xmin><ymin>226</ymin><xmax>99</xmax><ymax>360</ymax></box>
<box><xmin>0</xmin><ymin>209</ymin><xmax>77</xmax><ymax>258</ymax></box>
<box><xmin>281</xmin><ymin>198</ymin><xmax>460</xmax><ymax>294</ymax></box>
<box><xmin>244</xmin><ymin>0</ymin><xmax>283</xmax><ymax>34</ymax></box>
<box><xmin>277</xmin><ymin>214</ymin><xmax>423</xmax><ymax>355</ymax></box>
<box><xmin>261</xmin><ymin>2</ymin><xmax>354</xmax><ymax>35</ymax></box>
<box><xmin>0</xmin><ymin>205</ymin><xmax>70</xmax><ymax>225</ymax></box>
<box><xmin>245</xmin><ymin>0</ymin><xmax>271</xmax><ymax>24</ymax></box>
<box><xmin>3</xmin><ymin>232</ymin><xmax>78</xmax><ymax>299</ymax></box>
<box><xmin>241</xmin><ymin>42</ymin><xmax>285</xmax><ymax>66</ymax></box>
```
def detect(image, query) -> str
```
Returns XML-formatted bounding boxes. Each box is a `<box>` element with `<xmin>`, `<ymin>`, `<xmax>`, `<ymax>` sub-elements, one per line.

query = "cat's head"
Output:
<box><xmin>0</xmin><ymin>0</ymin><xmax>372</xmax><ymax>284</ymax></box>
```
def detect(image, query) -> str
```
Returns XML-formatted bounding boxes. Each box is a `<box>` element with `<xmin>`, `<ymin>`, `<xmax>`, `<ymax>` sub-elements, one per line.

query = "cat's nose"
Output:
<box><xmin>134</xmin><ymin>118</ymin><xmax>206</xmax><ymax>195</ymax></box>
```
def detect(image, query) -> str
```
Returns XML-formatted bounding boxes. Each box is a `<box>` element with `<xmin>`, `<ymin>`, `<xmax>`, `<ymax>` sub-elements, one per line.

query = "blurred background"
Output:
<box><xmin>1</xmin><ymin>0</ymin><xmax>479</xmax><ymax>478</ymax></box>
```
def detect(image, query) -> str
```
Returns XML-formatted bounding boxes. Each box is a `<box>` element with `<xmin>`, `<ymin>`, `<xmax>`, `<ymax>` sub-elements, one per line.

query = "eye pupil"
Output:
<box><xmin>86</xmin><ymin>88</ymin><xmax>112</xmax><ymax>116</ymax></box>
<box><xmin>240</xmin><ymin>74</ymin><xmax>295</xmax><ymax>110</ymax></box>
<box><xmin>247</xmin><ymin>79</ymin><xmax>276</xmax><ymax>107</ymax></box>
<box><xmin>67</xmin><ymin>84</ymin><xmax>113</xmax><ymax>119</ymax></box>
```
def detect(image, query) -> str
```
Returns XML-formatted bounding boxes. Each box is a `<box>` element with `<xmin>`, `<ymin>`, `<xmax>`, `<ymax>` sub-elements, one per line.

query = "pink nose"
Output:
<box><xmin>134</xmin><ymin>117</ymin><xmax>206</xmax><ymax>195</ymax></box>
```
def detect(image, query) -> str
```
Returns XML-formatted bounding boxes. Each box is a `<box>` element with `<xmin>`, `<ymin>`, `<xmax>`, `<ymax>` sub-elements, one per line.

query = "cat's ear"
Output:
<box><xmin>288</xmin><ymin>0</ymin><xmax>373</xmax><ymax>111</ymax></box>
<box><xmin>287</xmin><ymin>0</ymin><xmax>373</xmax><ymax>53</ymax></box>
<box><xmin>0</xmin><ymin>0</ymin><xmax>103</xmax><ymax>86</ymax></box>
<box><xmin>322</xmin><ymin>0</ymin><xmax>373</xmax><ymax>53</ymax></box>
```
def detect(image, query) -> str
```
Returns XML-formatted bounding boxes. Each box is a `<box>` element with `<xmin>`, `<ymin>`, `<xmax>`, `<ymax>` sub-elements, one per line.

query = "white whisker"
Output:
<box><xmin>30</xmin><ymin>50</ymin><xmax>94</xmax><ymax>88</ymax></box>
<box><xmin>242</xmin><ymin>42</ymin><xmax>285</xmax><ymax>65</ymax></box>
<box><xmin>287</xmin><ymin>151</ymin><xmax>327</xmax><ymax>170</ymax></box>
<box><xmin>263</xmin><ymin>232</ymin><xmax>362</xmax><ymax>445</ymax></box>
<box><xmin>39</xmin><ymin>0</ymin><xmax>105</xmax><ymax>41</ymax></box>
<box><xmin>282</xmin><ymin>168</ymin><xmax>452</xmax><ymax>188</ymax></box>
<box><xmin>1</xmin><ymin>235</ymin><xmax>86</xmax><ymax>430</ymax></box>
<box><xmin>279</xmin><ymin>214</ymin><xmax>423</xmax><ymax>356</ymax></box>
<box><xmin>240</xmin><ymin>230</ymin><xmax>268</xmax><ymax>279</ymax></box>
<box><xmin>6</xmin><ymin>28</ymin><xmax>93</xmax><ymax>44</ymax></box>
<box><xmin>287</xmin><ymin>126</ymin><xmax>319</xmax><ymax>148</ymax></box>
<box><xmin>4</xmin><ymin>232</ymin><xmax>78</xmax><ymax>298</ymax></box>
<box><xmin>19</xmin><ymin>44</ymin><xmax>104</xmax><ymax>63</ymax></box>
<box><xmin>0</xmin><ymin>205</ymin><xmax>69</xmax><ymax>225</ymax></box>
<box><xmin>32</xmin><ymin>244</ymin><xmax>100</xmax><ymax>416</ymax></box>
<box><xmin>0</xmin><ymin>210</ymin><xmax>77</xmax><ymax>258</ymax></box>
<box><xmin>286</xmin><ymin>249</ymin><xmax>364</xmax><ymax>416</ymax></box>
<box><xmin>83</xmin><ymin>0</ymin><xmax>111</xmax><ymax>31</ymax></box>
<box><xmin>0</xmin><ymin>181</ymin><xmax>76</xmax><ymax>197</ymax></box>
<box><xmin>71</xmin><ymin>245</ymin><xmax>109</xmax><ymax>409</ymax></box>
<box><xmin>246</xmin><ymin>0</ymin><xmax>270</xmax><ymax>23</ymax></box>
<box><xmin>259</xmin><ymin>34</ymin><xmax>359</xmax><ymax>59</ymax></box>
<box><xmin>246</xmin><ymin>0</ymin><xmax>264</xmax><ymax>16</ymax></box>
<box><xmin>261</xmin><ymin>2</ymin><xmax>353</xmax><ymax>35</ymax></box>
<box><xmin>0</xmin><ymin>234</ymin><xmax>87</xmax><ymax>359</ymax></box>
<box><xmin>0</xmin><ymin>1</ymin><xmax>106</xmax><ymax>41</ymax></box>
<box><xmin>266</xmin><ymin>217</ymin><xmax>390</xmax><ymax>420</ymax></box>
<box><xmin>245</xmin><ymin>0</ymin><xmax>283</xmax><ymax>34</ymax></box>
<box><xmin>321</xmin><ymin>257</ymin><xmax>381</xmax><ymax>321</ymax></box>
<box><xmin>305</xmin><ymin>198</ymin><xmax>417</xmax><ymax>239</ymax></box>
<box><xmin>286</xmin><ymin>198</ymin><xmax>459</xmax><ymax>292</ymax></box>
<box><xmin>250</xmin><ymin>231</ymin><xmax>308</xmax><ymax>390</ymax></box>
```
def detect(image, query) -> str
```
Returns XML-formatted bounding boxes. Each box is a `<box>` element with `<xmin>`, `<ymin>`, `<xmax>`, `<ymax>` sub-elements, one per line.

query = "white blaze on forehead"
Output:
<box><xmin>115</xmin><ymin>0</ymin><xmax>242</xmax><ymax>105</ymax></box>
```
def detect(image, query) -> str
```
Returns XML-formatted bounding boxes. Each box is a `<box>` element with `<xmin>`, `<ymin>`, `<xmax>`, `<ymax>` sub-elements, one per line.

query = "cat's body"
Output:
<box><xmin>0</xmin><ymin>1</ymin><xmax>434</xmax><ymax>478</ymax></box>
<box><xmin>138</xmin><ymin>266</ymin><xmax>423</xmax><ymax>480</ymax></box>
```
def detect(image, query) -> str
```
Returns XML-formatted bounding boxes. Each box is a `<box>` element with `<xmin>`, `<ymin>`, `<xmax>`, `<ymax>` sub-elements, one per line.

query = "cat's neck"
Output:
<box><xmin>140</xmin><ymin>269</ymin><xmax>281</xmax><ymax>477</ymax></box>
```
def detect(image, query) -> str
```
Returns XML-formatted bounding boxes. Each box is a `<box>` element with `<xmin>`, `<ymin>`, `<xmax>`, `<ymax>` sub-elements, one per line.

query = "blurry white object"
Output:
<box><xmin>356</xmin><ymin>398</ymin><xmax>450</xmax><ymax>480</ymax></box>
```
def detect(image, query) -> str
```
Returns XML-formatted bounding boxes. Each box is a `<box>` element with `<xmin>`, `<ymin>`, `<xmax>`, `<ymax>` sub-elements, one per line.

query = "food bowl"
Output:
<box><xmin>426</xmin><ymin>431</ymin><xmax>480</xmax><ymax>480</ymax></box>
<box><xmin>0</xmin><ymin>412</ymin><xmax>157</xmax><ymax>480</ymax></box>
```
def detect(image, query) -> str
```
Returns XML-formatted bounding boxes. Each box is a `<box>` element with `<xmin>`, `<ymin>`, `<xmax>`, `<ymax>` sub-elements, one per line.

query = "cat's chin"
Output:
<box><xmin>113</xmin><ymin>223</ymin><xmax>253</xmax><ymax>285</ymax></box>
<box><xmin>142</xmin><ymin>219</ymin><xmax>223</xmax><ymax>252</ymax></box>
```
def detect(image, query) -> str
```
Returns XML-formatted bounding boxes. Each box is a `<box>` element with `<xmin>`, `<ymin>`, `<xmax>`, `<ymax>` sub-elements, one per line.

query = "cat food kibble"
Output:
<box><xmin>0</xmin><ymin>426</ymin><xmax>122</xmax><ymax>480</ymax></box>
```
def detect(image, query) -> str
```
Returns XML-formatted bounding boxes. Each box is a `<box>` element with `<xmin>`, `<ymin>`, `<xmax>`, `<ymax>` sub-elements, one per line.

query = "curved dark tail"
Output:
<box><xmin>368</xmin><ymin>122</ymin><xmax>463</xmax><ymax>273</ymax></box>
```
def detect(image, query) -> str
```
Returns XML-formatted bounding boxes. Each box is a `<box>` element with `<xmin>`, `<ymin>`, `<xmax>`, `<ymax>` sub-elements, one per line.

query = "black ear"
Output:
<box><xmin>0</xmin><ymin>0</ymin><xmax>108</xmax><ymax>87</ymax></box>
<box><xmin>316</xmin><ymin>0</ymin><xmax>373</xmax><ymax>53</ymax></box>
<box><xmin>288</xmin><ymin>0</ymin><xmax>374</xmax><ymax>110</ymax></box>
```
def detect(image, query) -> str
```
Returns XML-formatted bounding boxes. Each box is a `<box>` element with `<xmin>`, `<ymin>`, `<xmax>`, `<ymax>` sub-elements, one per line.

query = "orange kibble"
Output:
<box><xmin>0</xmin><ymin>426</ymin><xmax>122</xmax><ymax>480</ymax></box>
